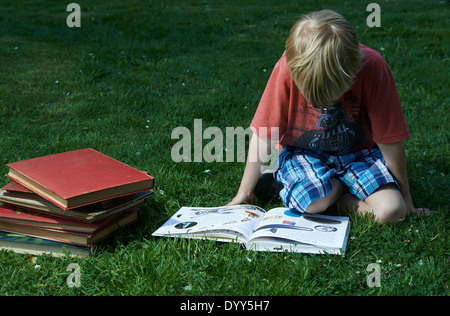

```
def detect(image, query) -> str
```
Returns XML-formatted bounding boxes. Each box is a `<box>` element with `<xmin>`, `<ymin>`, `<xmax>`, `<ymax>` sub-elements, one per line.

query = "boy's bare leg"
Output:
<box><xmin>337</xmin><ymin>184</ymin><xmax>407</xmax><ymax>224</ymax></box>
<box><xmin>305</xmin><ymin>179</ymin><xmax>407</xmax><ymax>224</ymax></box>
<box><xmin>305</xmin><ymin>178</ymin><xmax>346</xmax><ymax>214</ymax></box>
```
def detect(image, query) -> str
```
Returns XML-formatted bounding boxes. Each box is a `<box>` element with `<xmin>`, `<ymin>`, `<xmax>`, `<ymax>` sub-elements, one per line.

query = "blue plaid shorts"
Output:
<box><xmin>274</xmin><ymin>147</ymin><xmax>398</xmax><ymax>213</ymax></box>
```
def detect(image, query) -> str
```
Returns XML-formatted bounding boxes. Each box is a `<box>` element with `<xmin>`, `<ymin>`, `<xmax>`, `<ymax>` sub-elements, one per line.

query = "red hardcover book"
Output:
<box><xmin>1</xmin><ymin>181</ymin><xmax>34</xmax><ymax>193</ymax></box>
<box><xmin>0</xmin><ymin>207</ymin><xmax>140</xmax><ymax>246</ymax></box>
<box><xmin>1</xmin><ymin>181</ymin><xmax>47</xmax><ymax>201</ymax></box>
<box><xmin>6</xmin><ymin>149</ymin><xmax>155</xmax><ymax>209</ymax></box>
<box><xmin>0</xmin><ymin>204</ymin><xmax>127</xmax><ymax>233</ymax></box>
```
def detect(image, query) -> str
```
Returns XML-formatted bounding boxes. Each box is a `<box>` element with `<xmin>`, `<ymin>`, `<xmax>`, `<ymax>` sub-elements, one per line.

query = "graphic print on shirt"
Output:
<box><xmin>292</xmin><ymin>96</ymin><xmax>367</xmax><ymax>154</ymax></box>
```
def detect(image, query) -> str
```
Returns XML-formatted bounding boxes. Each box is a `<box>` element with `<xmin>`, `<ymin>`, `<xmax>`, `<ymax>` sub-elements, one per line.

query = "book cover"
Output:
<box><xmin>0</xmin><ymin>207</ymin><xmax>140</xmax><ymax>246</ymax></box>
<box><xmin>6</xmin><ymin>148</ymin><xmax>155</xmax><ymax>209</ymax></box>
<box><xmin>0</xmin><ymin>204</ymin><xmax>128</xmax><ymax>233</ymax></box>
<box><xmin>0</xmin><ymin>190</ymin><xmax>152</xmax><ymax>222</ymax></box>
<box><xmin>1</xmin><ymin>181</ymin><xmax>34</xmax><ymax>193</ymax></box>
<box><xmin>0</xmin><ymin>231</ymin><xmax>91</xmax><ymax>258</ymax></box>
<box><xmin>1</xmin><ymin>181</ymin><xmax>48</xmax><ymax>202</ymax></box>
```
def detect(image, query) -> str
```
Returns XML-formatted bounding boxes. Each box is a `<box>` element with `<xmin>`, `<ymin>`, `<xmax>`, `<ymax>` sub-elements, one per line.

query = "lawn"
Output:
<box><xmin>0</xmin><ymin>0</ymin><xmax>448</xmax><ymax>296</ymax></box>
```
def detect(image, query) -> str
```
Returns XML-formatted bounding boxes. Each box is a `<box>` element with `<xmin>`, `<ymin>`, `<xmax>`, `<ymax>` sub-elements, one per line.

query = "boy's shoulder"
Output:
<box><xmin>360</xmin><ymin>44</ymin><xmax>384</xmax><ymax>60</ymax></box>
<box><xmin>359</xmin><ymin>44</ymin><xmax>390</xmax><ymax>73</ymax></box>
<box><xmin>273</xmin><ymin>51</ymin><xmax>292</xmax><ymax>78</ymax></box>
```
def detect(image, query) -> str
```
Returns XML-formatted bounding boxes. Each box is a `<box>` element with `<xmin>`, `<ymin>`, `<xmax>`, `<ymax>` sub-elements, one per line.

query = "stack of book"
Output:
<box><xmin>0</xmin><ymin>148</ymin><xmax>155</xmax><ymax>258</ymax></box>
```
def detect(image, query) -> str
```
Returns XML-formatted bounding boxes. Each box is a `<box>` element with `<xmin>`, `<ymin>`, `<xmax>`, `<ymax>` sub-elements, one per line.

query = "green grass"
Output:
<box><xmin>0</xmin><ymin>0</ymin><xmax>448</xmax><ymax>296</ymax></box>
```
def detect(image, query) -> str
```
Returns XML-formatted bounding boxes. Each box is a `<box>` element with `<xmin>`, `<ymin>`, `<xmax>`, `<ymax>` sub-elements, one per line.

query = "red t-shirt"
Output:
<box><xmin>250</xmin><ymin>44</ymin><xmax>410</xmax><ymax>154</ymax></box>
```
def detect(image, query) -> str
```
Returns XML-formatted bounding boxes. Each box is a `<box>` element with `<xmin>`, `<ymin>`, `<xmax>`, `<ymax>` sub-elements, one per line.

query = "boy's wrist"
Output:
<box><xmin>401</xmin><ymin>191</ymin><xmax>415</xmax><ymax>210</ymax></box>
<box><xmin>237</xmin><ymin>188</ymin><xmax>255</xmax><ymax>198</ymax></box>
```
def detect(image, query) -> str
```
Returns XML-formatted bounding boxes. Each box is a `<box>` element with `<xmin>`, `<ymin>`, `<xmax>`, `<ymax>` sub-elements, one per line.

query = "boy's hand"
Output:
<box><xmin>404</xmin><ymin>196</ymin><xmax>433</xmax><ymax>217</ymax></box>
<box><xmin>408</xmin><ymin>207</ymin><xmax>434</xmax><ymax>217</ymax></box>
<box><xmin>225</xmin><ymin>191</ymin><xmax>255</xmax><ymax>206</ymax></box>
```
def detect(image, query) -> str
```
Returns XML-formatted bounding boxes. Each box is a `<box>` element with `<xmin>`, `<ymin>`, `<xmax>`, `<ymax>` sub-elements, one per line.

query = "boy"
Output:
<box><xmin>227</xmin><ymin>10</ymin><xmax>428</xmax><ymax>224</ymax></box>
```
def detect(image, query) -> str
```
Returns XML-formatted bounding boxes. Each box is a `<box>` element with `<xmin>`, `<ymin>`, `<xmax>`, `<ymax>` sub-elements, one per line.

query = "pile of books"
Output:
<box><xmin>0</xmin><ymin>149</ymin><xmax>155</xmax><ymax>258</ymax></box>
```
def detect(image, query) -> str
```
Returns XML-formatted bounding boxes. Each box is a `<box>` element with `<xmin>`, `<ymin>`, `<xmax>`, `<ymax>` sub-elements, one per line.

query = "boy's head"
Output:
<box><xmin>286</xmin><ymin>10</ymin><xmax>363</xmax><ymax>108</ymax></box>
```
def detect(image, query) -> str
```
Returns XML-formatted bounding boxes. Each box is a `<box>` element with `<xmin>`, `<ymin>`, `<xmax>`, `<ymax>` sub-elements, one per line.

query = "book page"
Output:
<box><xmin>152</xmin><ymin>205</ymin><xmax>266</xmax><ymax>242</ymax></box>
<box><xmin>250</xmin><ymin>207</ymin><xmax>349</xmax><ymax>248</ymax></box>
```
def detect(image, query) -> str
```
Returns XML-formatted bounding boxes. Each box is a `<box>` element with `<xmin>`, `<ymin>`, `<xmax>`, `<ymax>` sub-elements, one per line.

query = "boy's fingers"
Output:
<box><xmin>413</xmin><ymin>207</ymin><xmax>434</xmax><ymax>217</ymax></box>
<box><xmin>225</xmin><ymin>193</ymin><xmax>255</xmax><ymax>206</ymax></box>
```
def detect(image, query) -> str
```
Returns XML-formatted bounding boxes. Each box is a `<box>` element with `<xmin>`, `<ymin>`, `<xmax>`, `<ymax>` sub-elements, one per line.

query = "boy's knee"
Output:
<box><xmin>305</xmin><ymin>179</ymin><xmax>345</xmax><ymax>214</ymax></box>
<box><xmin>373</xmin><ymin>201</ymin><xmax>407</xmax><ymax>225</ymax></box>
<box><xmin>364</xmin><ymin>184</ymin><xmax>407</xmax><ymax>224</ymax></box>
<box><xmin>305</xmin><ymin>198</ymin><xmax>329</xmax><ymax>214</ymax></box>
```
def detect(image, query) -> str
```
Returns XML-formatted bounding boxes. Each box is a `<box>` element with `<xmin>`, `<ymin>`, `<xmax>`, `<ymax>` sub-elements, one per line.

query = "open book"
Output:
<box><xmin>152</xmin><ymin>205</ymin><xmax>350</xmax><ymax>255</ymax></box>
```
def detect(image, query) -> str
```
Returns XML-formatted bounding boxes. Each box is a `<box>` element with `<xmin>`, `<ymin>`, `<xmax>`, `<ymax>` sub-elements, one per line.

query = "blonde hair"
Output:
<box><xmin>286</xmin><ymin>10</ymin><xmax>364</xmax><ymax>108</ymax></box>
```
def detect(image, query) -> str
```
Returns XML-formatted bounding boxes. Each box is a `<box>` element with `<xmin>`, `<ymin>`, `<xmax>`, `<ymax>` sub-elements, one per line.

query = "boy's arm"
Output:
<box><xmin>226</xmin><ymin>133</ymin><xmax>274</xmax><ymax>206</ymax></box>
<box><xmin>377</xmin><ymin>141</ymin><xmax>430</xmax><ymax>216</ymax></box>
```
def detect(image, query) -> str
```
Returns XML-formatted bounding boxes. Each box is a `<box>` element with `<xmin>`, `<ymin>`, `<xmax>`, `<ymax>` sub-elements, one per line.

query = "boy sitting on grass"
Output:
<box><xmin>227</xmin><ymin>10</ymin><xmax>429</xmax><ymax>224</ymax></box>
